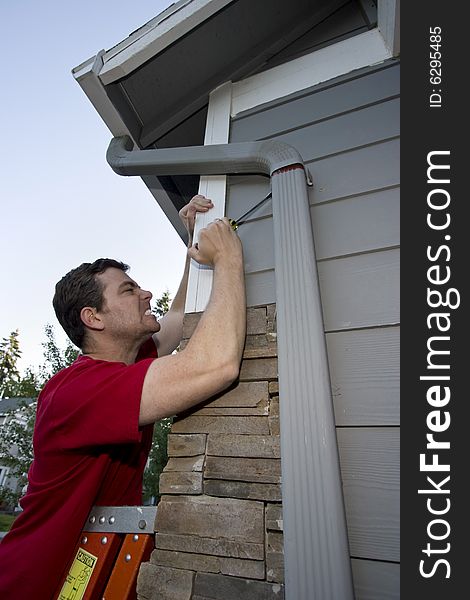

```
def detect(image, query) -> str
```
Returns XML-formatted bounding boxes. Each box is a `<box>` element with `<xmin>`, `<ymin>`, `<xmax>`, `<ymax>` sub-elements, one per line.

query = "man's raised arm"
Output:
<box><xmin>153</xmin><ymin>195</ymin><xmax>214</xmax><ymax>357</ymax></box>
<box><xmin>140</xmin><ymin>217</ymin><xmax>246</xmax><ymax>425</ymax></box>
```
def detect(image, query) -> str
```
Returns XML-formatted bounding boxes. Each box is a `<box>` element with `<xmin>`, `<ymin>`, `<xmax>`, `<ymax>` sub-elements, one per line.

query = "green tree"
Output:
<box><xmin>142</xmin><ymin>417</ymin><xmax>172</xmax><ymax>504</ymax></box>
<box><xmin>0</xmin><ymin>400</ymin><xmax>36</xmax><ymax>508</ymax></box>
<box><xmin>143</xmin><ymin>289</ymin><xmax>173</xmax><ymax>504</ymax></box>
<box><xmin>38</xmin><ymin>324</ymin><xmax>78</xmax><ymax>383</ymax></box>
<box><xmin>9</xmin><ymin>367</ymin><xmax>43</xmax><ymax>398</ymax></box>
<box><xmin>0</xmin><ymin>325</ymin><xmax>77</xmax><ymax>507</ymax></box>
<box><xmin>152</xmin><ymin>289</ymin><xmax>171</xmax><ymax>318</ymax></box>
<box><xmin>0</xmin><ymin>330</ymin><xmax>22</xmax><ymax>398</ymax></box>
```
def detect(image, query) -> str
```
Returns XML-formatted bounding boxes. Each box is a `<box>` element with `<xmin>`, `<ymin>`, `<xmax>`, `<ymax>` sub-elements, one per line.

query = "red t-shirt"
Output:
<box><xmin>0</xmin><ymin>338</ymin><xmax>157</xmax><ymax>599</ymax></box>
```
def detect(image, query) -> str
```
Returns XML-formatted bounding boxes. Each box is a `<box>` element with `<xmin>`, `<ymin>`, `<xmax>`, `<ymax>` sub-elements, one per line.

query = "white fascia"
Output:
<box><xmin>230</xmin><ymin>27</ymin><xmax>394</xmax><ymax>117</ymax></box>
<box><xmin>72</xmin><ymin>52</ymin><xmax>135</xmax><ymax>140</ymax></box>
<box><xmin>378</xmin><ymin>0</ymin><xmax>400</xmax><ymax>56</ymax></box>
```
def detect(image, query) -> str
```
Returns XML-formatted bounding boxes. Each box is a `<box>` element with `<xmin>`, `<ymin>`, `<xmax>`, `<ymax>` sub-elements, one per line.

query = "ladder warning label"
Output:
<box><xmin>58</xmin><ymin>547</ymin><xmax>97</xmax><ymax>600</ymax></box>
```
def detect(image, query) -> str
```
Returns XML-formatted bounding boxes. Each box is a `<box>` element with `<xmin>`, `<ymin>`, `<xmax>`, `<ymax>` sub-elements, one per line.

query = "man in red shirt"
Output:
<box><xmin>0</xmin><ymin>195</ymin><xmax>246</xmax><ymax>599</ymax></box>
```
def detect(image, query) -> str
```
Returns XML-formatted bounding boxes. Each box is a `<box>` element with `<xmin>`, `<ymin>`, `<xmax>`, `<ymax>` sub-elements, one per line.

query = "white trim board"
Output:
<box><xmin>230</xmin><ymin>28</ymin><xmax>393</xmax><ymax>116</ymax></box>
<box><xmin>72</xmin><ymin>52</ymin><xmax>136</xmax><ymax>140</ymax></box>
<box><xmin>185</xmin><ymin>81</ymin><xmax>232</xmax><ymax>313</ymax></box>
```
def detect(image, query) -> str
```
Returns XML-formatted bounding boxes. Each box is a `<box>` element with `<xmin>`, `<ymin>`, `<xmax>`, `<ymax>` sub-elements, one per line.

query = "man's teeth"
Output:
<box><xmin>145</xmin><ymin>309</ymin><xmax>152</xmax><ymax>316</ymax></box>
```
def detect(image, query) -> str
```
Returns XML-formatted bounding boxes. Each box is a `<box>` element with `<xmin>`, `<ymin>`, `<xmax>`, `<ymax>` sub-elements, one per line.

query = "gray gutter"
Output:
<box><xmin>107</xmin><ymin>135</ymin><xmax>354</xmax><ymax>600</ymax></box>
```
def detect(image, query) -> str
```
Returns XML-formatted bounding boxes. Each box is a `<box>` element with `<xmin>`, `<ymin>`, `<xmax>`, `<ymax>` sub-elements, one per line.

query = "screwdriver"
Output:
<box><xmin>229</xmin><ymin>191</ymin><xmax>272</xmax><ymax>231</ymax></box>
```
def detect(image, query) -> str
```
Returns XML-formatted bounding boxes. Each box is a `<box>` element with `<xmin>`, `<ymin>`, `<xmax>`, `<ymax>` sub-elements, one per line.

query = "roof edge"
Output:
<box><xmin>98</xmin><ymin>0</ymin><xmax>236</xmax><ymax>85</ymax></box>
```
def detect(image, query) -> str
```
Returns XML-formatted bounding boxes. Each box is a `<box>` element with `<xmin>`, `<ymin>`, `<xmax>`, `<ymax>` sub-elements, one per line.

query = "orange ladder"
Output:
<box><xmin>55</xmin><ymin>505</ymin><xmax>157</xmax><ymax>600</ymax></box>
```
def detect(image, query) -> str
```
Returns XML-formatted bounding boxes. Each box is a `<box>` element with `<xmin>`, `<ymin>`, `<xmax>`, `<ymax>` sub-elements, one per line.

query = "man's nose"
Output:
<box><xmin>142</xmin><ymin>288</ymin><xmax>153</xmax><ymax>301</ymax></box>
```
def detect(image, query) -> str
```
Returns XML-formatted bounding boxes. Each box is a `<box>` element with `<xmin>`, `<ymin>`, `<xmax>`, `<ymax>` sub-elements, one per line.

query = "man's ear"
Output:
<box><xmin>80</xmin><ymin>307</ymin><xmax>105</xmax><ymax>332</ymax></box>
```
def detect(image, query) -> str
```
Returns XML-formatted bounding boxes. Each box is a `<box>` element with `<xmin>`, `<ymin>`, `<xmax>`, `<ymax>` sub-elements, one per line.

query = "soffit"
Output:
<box><xmin>101</xmin><ymin>0</ymin><xmax>340</xmax><ymax>149</ymax></box>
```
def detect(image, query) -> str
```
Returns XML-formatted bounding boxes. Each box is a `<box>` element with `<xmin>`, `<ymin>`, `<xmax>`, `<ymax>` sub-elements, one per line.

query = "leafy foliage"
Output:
<box><xmin>7</xmin><ymin>367</ymin><xmax>43</xmax><ymax>399</ymax></box>
<box><xmin>38</xmin><ymin>324</ymin><xmax>79</xmax><ymax>383</ymax></box>
<box><xmin>0</xmin><ymin>400</ymin><xmax>36</xmax><ymax>508</ymax></box>
<box><xmin>0</xmin><ymin>330</ymin><xmax>22</xmax><ymax>398</ymax></box>
<box><xmin>142</xmin><ymin>417</ymin><xmax>173</xmax><ymax>505</ymax></box>
<box><xmin>0</xmin><ymin>326</ymin><xmax>78</xmax><ymax>507</ymax></box>
<box><xmin>144</xmin><ymin>289</ymin><xmax>173</xmax><ymax>504</ymax></box>
<box><xmin>152</xmin><ymin>289</ymin><xmax>171</xmax><ymax>318</ymax></box>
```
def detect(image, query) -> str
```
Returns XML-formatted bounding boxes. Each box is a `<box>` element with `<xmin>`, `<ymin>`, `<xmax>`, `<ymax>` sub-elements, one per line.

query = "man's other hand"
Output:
<box><xmin>179</xmin><ymin>195</ymin><xmax>214</xmax><ymax>243</ymax></box>
<box><xmin>188</xmin><ymin>218</ymin><xmax>243</xmax><ymax>268</ymax></box>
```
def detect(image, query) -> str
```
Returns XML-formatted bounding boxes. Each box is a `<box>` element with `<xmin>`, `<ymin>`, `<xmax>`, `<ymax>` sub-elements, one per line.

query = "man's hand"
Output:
<box><xmin>179</xmin><ymin>195</ymin><xmax>214</xmax><ymax>243</ymax></box>
<box><xmin>188</xmin><ymin>218</ymin><xmax>243</xmax><ymax>268</ymax></box>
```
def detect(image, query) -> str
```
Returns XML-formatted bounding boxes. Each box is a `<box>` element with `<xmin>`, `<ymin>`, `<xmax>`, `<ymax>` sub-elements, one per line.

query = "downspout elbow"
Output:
<box><xmin>255</xmin><ymin>140</ymin><xmax>313</xmax><ymax>184</ymax></box>
<box><xmin>106</xmin><ymin>135</ymin><xmax>136</xmax><ymax>176</ymax></box>
<box><xmin>106</xmin><ymin>135</ymin><xmax>312</xmax><ymax>185</ymax></box>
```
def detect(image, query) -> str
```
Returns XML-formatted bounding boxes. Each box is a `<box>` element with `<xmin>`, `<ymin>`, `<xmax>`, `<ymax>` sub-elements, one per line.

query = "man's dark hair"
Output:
<box><xmin>53</xmin><ymin>258</ymin><xmax>129</xmax><ymax>350</ymax></box>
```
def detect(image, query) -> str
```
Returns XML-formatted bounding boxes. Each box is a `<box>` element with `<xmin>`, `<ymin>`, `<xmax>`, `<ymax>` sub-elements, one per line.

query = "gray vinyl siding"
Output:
<box><xmin>351</xmin><ymin>559</ymin><xmax>400</xmax><ymax>600</ymax></box>
<box><xmin>231</xmin><ymin>63</ymin><xmax>399</xmax><ymax>141</ymax></box>
<box><xmin>327</xmin><ymin>327</ymin><xmax>399</xmax><ymax>426</ymax></box>
<box><xmin>228</xmin><ymin>60</ymin><xmax>400</xmax><ymax>598</ymax></box>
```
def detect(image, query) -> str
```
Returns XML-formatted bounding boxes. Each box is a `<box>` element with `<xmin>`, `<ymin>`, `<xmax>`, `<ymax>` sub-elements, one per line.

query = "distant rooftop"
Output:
<box><xmin>0</xmin><ymin>397</ymin><xmax>36</xmax><ymax>415</ymax></box>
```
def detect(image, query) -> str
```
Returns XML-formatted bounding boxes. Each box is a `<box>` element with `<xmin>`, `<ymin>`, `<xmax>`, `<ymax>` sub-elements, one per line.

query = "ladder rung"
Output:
<box><xmin>84</xmin><ymin>505</ymin><xmax>158</xmax><ymax>534</ymax></box>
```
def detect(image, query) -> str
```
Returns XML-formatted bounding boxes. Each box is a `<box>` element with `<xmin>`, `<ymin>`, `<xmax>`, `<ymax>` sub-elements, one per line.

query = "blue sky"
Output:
<box><xmin>1</xmin><ymin>1</ymin><xmax>186</xmax><ymax>372</ymax></box>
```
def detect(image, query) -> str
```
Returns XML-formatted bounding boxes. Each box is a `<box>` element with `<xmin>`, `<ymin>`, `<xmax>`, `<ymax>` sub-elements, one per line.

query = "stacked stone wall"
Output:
<box><xmin>137</xmin><ymin>304</ymin><xmax>284</xmax><ymax>599</ymax></box>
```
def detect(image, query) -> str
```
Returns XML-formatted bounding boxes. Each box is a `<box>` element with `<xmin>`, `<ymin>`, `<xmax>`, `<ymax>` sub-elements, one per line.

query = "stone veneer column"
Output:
<box><xmin>137</xmin><ymin>304</ymin><xmax>284</xmax><ymax>600</ymax></box>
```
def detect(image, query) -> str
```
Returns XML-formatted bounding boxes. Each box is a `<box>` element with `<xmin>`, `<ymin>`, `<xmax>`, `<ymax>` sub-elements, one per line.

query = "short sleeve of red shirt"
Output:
<box><xmin>37</xmin><ymin>340</ymin><xmax>157</xmax><ymax>451</ymax></box>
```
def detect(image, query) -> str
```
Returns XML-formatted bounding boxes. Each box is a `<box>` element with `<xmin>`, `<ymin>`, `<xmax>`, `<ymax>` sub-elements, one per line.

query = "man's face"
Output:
<box><xmin>95</xmin><ymin>268</ymin><xmax>161</xmax><ymax>340</ymax></box>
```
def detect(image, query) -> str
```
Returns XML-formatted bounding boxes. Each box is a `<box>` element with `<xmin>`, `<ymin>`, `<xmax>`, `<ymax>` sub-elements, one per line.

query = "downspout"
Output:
<box><xmin>107</xmin><ymin>135</ymin><xmax>354</xmax><ymax>600</ymax></box>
